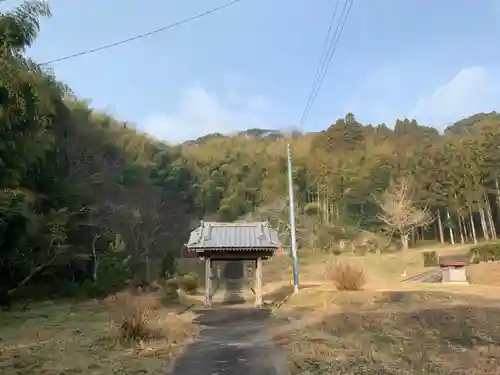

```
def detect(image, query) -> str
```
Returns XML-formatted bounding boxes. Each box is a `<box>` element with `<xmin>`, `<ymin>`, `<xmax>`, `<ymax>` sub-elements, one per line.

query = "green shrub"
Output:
<box><xmin>84</xmin><ymin>253</ymin><xmax>131</xmax><ymax>298</ymax></box>
<box><xmin>422</xmin><ymin>251</ymin><xmax>439</xmax><ymax>267</ymax></box>
<box><xmin>161</xmin><ymin>249</ymin><xmax>179</xmax><ymax>279</ymax></box>
<box><xmin>304</xmin><ymin>202</ymin><xmax>319</xmax><ymax>216</ymax></box>
<box><xmin>469</xmin><ymin>242</ymin><xmax>500</xmax><ymax>263</ymax></box>
<box><xmin>162</xmin><ymin>279</ymin><xmax>179</xmax><ymax>303</ymax></box>
<box><xmin>177</xmin><ymin>272</ymin><xmax>199</xmax><ymax>295</ymax></box>
<box><xmin>82</xmin><ymin>281</ymin><xmax>110</xmax><ymax>299</ymax></box>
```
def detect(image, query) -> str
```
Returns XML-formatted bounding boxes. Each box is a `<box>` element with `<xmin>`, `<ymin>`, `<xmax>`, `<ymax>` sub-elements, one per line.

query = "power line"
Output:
<box><xmin>300</xmin><ymin>0</ymin><xmax>342</xmax><ymax>125</ymax></box>
<box><xmin>299</xmin><ymin>0</ymin><xmax>355</xmax><ymax>126</ymax></box>
<box><xmin>300</xmin><ymin>0</ymin><xmax>354</xmax><ymax>125</ymax></box>
<box><xmin>39</xmin><ymin>0</ymin><xmax>246</xmax><ymax>66</ymax></box>
<box><xmin>304</xmin><ymin>0</ymin><xmax>354</xmax><ymax>125</ymax></box>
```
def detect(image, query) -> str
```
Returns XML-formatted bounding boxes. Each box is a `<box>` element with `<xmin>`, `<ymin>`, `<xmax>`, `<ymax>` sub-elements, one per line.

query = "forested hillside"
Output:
<box><xmin>186</xmin><ymin>112</ymin><xmax>500</xmax><ymax>250</ymax></box>
<box><xmin>3</xmin><ymin>1</ymin><xmax>500</xmax><ymax>302</ymax></box>
<box><xmin>0</xmin><ymin>1</ymin><xmax>198</xmax><ymax>301</ymax></box>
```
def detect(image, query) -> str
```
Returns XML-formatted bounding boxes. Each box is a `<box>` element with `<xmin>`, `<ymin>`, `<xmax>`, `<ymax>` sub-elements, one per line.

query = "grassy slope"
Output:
<box><xmin>4</xmin><ymin>244</ymin><xmax>500</xmax><ymax>375</ymax></box>
<box><xmin>0</xmin><ymin>293</ymin><xmax>198</xmax><ymax>375</ymax></box>
<box><xmin>273</xmin><ymin>289</ymin><xmax>500</xmax><ymax>374</ymax></box>
<box><xmin>263</xmin><ymin>244</ymin><xmax>472</xmax><ymax>288</ymax></box>
<box><xmin>267</xmin><ymin>244</ymin><xmax>500</xmax><ymax>375</ymax></box>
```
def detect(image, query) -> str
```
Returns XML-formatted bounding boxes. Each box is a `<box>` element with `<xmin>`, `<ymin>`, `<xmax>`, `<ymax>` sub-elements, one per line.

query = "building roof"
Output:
<box><xmin>186</xmin><ymin>221</ymin><xmax>281</xmax><ymax>251</ymax></box>
<box><xmin>439</xmin><ymin>259</ymin><xmax>468</xmax><ymax>268</ymax></box>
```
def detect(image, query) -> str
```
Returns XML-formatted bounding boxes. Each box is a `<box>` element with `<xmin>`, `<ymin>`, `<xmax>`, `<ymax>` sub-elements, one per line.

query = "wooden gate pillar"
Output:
<box><xmin>204</xmin><ymin>257</ymin><xmax>212</xmax><ymax>307</ymax></box>
<box><xmin>254</xmin><ymin>257</ymin><xmax>263</xmax><ymax>307</ymax></box>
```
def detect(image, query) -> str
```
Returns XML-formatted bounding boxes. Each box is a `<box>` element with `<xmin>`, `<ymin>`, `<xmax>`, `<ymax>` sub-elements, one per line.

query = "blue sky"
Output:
<box><xmin>15</xmin><ymin>0</ymin><xmax>500</xmax><ymax>142</ymax></box>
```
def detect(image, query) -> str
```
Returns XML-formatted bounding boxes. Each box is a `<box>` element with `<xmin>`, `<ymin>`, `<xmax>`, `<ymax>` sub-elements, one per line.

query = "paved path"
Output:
<box><xmin>167</xmin><ymin>307</ymin><xmax>290</xmax><ymax>375</ymax></box>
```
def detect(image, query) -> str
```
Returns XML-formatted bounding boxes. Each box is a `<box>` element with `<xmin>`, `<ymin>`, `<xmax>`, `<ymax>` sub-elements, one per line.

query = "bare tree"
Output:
<box><xmin>375</xmin><ymin>178</ymin><xmax>434</xmax><ymax>250</ymax></box>
<box><xmin>244</xmin><ymin>198</ymin><xmax>321</xmax><ymax>250</ymax></box>
<box><xmin>244</xmin><ymin>199</ymin><xmax>290</xmax><ymax>244</ymax></box>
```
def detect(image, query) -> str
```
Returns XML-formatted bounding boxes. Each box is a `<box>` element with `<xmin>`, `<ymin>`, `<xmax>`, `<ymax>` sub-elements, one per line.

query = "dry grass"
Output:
<box><xmin>272</xmin><ymin>288</ymin><xmax>500</xmax><ymax>375</ymax></box>
<box><xmin>106</xmin><ymin>292</ymin><xmax>164</xmax><ymax>342</ymax></box>
<box><xmin>325</xmin><ymin>261</ymin><xmax>366</xmax><ymax>291</ymax></box>
<box><xmin>264</xmin><ymin>243</ymin><xmax>473</xmax><ymax>288</ymax></box>
<box><xmin>267</xmin><ymin>244</ymin><xmax>500</xmax><ymax>374</ymax></box>
<box><xmin>468</xmin><ymin>262</ymin><xmax>500</xmax><ymax>286</ymax></box>
<box><xmin>0</xmin><ymin>291</ymin><xmax>199</xmax><ymax>375</ymax></box>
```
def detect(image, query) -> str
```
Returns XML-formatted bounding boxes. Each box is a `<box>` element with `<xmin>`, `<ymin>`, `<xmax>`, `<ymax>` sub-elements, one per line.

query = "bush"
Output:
<box><xmin>177</xmin><ymin>272</ymin><xmax>199</xmax><ymax>295</ymax></box>
<box><xmin>106</xmin><ymin>292</ymin><xmax>157</xmax><ymax>343</ymax></box>
<box><xmin>119</xmin><ymin>306</ymin><xmax>152</xmax><ymax>342</ymax></box>
<box><xmin>83</xmin><ymin>253</ymin><xmax>132</xmax><ymax>299</ymax></box>
<box><xmin>325</xmin><ymin>262</ymin><xmax>366</xmax><ymax>291</ymax></box>
<box><xmin>82</xmin><ymin>281</ymin><xmax>110</xmax><ymax>299</ymax></box>
<box><xmin>162</xmin><ymin>279</ymin><xmax>180</xmax><ymax>303</ymax></box>
<box><xmin>469</xmin><ymin>242</ymin><xmax>500</xmax><ymax>263</ymax></box>
<box><xmin>423</xmin><ymin>251</ymin><xmax>439</xmax><ymax>267</ymax></box>
<box><xmin>304</xmin><ymin>202</ymin><xmax>319</xmax><ymax>216</ymax></box>
<box><xmin>161</xmin><ymin>249</ymin><xmax>179</xmax><ymax>279</ymax></box>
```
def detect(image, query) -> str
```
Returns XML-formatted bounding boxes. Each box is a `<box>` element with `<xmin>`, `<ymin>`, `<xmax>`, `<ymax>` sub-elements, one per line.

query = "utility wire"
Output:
<box><xmin>302</xmin><ymin>0</ymin><xmax>354</xmax><ymax>125</ymax></box>
<box><xmin>300</xmin><ymin>0</ymin><xmax>354</xmax><ymax>125</ymax></box>
<box><xmin>299</xmin><ymin>0</ymin><xmax>354</xmax><ymax>126</ymax></box>
<box><xmin>300</xmin><ymin>0</ymin><xmax>341</xmax><ymax>125</ymax></box>
<box><xmin>39</xmin><ymin>0</ymin><xmax>245</xmax><ymax>66</ymax></box>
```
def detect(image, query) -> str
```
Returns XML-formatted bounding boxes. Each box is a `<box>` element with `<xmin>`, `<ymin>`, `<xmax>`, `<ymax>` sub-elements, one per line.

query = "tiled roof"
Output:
<box><xmin>186</xmin><ymin>221</ymin><xmax>281</xmax><ymax>250</ymax></box>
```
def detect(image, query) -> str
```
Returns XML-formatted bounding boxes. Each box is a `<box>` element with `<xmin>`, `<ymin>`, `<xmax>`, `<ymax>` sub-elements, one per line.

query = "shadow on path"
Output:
<box><xmin>222</xmin><ymin>277</ymin><xmax>246</xmax><ymax>305</ymax></box>
<box><xmin>167</xmin><ymin>307</ymin><xmax>289</xmax><ymax>375</ymax></box>
<box><xmin>222</xmin><ymin>261</ymin><xmax>246</xmax><ymax>305</ymax></box>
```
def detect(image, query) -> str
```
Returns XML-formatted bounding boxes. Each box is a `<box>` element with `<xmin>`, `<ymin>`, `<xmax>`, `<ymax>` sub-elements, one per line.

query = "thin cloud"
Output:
<box><xmin>409</xmin><ymin>66</ymin><xmax>499</xmax><ymax>128</ymax></box>
<box><xmin>139</xmin><ymin>85</ymin><xmax>270</xmax><ymax>143</ymax></box>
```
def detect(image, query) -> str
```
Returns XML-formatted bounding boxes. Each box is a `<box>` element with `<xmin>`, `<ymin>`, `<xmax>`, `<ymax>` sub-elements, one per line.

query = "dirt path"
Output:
<box><xmin>402</xmin><ymin>268</ymin><xmax>442</xmax><ymax>283</ymax></box>
<box><xmin>166</xmin><ymin>307</ymin><xmax>290</xmax><ymax>375</ymax></box>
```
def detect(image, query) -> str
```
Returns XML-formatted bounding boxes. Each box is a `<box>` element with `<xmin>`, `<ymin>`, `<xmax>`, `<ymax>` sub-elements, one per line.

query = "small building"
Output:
<box><xmin>439</xmin><ymin>259</ymin><xmax>468</xmax><ymax>284</ymax></box>
<box><xmin>185</xmin><ymin>221</ymin><xmax>281</xmax><ymax>307</ymax></box>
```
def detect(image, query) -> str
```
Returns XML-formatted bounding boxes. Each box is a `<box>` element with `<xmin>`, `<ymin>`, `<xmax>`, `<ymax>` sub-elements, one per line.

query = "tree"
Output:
<box><xmin>375</xmin><ymin>178</ymin><xmax>434</xmax><ymax>250</ymax></box>
<box><xmin>7</xmin><ymin>0</ymin><xmax>500</xmax><ymax>302</ymax></box>
<box><xmin>0</xmin><ymin>1</ymin><xmax>194</xmax><ymax>301</ymax></box>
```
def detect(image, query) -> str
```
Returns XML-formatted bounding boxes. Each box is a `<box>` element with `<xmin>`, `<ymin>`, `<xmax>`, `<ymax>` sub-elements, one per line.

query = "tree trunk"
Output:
<box><xmin>92</xmin><ymin>235</ymin><xmax>100</xmax><ymax>281</ymax></box>
<box><xmin>479</xmin><ymin>204</ymin><xmax>490</xmax><ymax>240</ymax></box>
<box><xmin>495</xmin><ymin>177</ymin><xmax>500</xmax><ymax>221</ymax></box>
<box><xmin>400</xmin><ymin>232</ymin><xmax>409</xmax><ymax>250</ymax></box>
<box><xmin>8</xmin><ymin>256</ymin><xmax>58</xmax><ymax>296</ymax></box>
<box><xmin>327</xmin><ymin>201</ymin><xmax>332</xmax><ymax>224</ymax></box>
<box><xmin>437</xmin><ymin>209</ymin><xmax>444</xmax><ymax>244</ymax></box>
<box><xmin>457</xmin><ymin>214</ymin><xmax>465</xmax><ymax>244</ymax></box>
<box><xmin>325</xmin><ymin>194</ymin><xmax>329</xmax><ymax>224</ymax></box>
<box><xmin>316</xmin><ymin>190</ymin><xmax>321</xmax><ymax>220</ymax></box>
<box><xmin>485</xmin><ymin>193</ymin><xmax>497</xmax><ymax>240</ymax></box>
<box><xmin>328</xmin><ymin>194</ymin><xmax>331</xmax><ymax>223</ymax></box>
<box><xmin>145</xmin><ymin>254</ymin><xmax>151</xmax><ymax>284</ymax></box>
<box><xmin>469</xmin><ymin>207</ymin><xmax>478</xmax><ymax>244</ymax></box>
<box><xmin>461</xmin><ymin>215</ymin><xmax>470</xmax><ymax>242</ymax></box>
<box><xmin>446</xmin><ymin>209</ymin><xmax>455</xmax><ymax>245</ymax></box>
<box><xmin>323</xmin><ymin>193</ymin><xmax>328</xmax><ymax>223</ymax></box>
